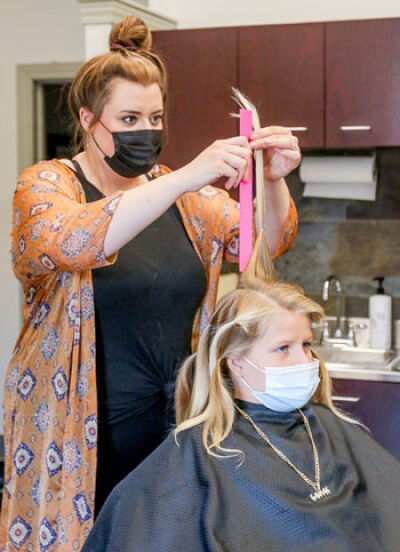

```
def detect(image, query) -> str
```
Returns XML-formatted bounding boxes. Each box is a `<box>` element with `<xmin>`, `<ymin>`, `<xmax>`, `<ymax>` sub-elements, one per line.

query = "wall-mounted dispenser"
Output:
<box><xmin>299</xmin><ymin>154</ymin><xmax>376</xmax><ymax>200</ymax></box>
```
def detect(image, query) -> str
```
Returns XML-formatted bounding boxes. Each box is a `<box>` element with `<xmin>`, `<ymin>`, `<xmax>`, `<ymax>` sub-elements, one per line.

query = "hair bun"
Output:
<box><xmin>109</xmin><ymin>15</ymin><xmax>152</xmax><ymax>52</ymax></box>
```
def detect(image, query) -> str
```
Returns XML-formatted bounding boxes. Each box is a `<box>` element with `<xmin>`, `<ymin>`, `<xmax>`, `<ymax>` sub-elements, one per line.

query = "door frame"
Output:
<box><xmin>17</xmin><ymin>62</ymin><xmax>82</xmax><ymax>174</ymax></box>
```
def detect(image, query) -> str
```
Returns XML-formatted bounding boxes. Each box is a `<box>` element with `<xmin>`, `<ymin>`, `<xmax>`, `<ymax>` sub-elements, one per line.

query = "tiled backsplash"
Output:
<box><xmin>274</xmin><ymin>148</ymin><xmax>400</xmax><ymax>319</ymax></box>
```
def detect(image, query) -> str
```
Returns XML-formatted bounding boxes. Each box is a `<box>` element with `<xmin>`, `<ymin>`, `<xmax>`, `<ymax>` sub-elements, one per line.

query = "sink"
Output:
<box><xmin>312</xmin><ymin>345</ymin><xmax>400</xmax><ymax>382</ymax></box>
<box><xmin>313</xmin><ymin>344</ymin><xmax>393</xmax><ymax>369</ymax></box>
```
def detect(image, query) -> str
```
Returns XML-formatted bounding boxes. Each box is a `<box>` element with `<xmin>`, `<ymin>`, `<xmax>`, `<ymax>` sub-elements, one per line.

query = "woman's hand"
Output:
<box><xmin>178</xmin><ymin>137</ymin><xmax>252</xmax><ymax>192</ymax></box>
<box><xmin>249</xmin><ymin>126</ymin><xmax>301</xmax><ymax>182</ymax></box>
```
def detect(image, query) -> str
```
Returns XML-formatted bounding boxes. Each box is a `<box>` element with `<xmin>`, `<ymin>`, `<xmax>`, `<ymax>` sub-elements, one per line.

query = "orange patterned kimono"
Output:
<box><xmin>0</xmin><ymin>159</ymin><xmax>297</xmax><ymax>551</ymax></box>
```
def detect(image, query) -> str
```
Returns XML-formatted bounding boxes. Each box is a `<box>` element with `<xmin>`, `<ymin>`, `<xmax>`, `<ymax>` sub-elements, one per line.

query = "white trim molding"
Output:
<box><xmin>16</xmin><ymin>63</ymin><xmax>82</xmax><ymax>174</ymax></box>
<box><xmin>77</xmin><ymin>0</ymin><xmax>177</xmax><ymax>29</ymax></box>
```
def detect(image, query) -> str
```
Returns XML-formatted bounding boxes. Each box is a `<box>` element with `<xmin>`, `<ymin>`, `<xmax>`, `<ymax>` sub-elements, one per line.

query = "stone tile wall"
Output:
<box><xmin>274</xmin><ymin>148</ymin><xmax>400</xmax><ymax>318</ymax></box>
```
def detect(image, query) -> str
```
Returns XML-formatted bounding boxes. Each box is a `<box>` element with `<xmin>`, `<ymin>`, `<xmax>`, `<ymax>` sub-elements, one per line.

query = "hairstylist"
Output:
<box><xmin>0</xmin><ymin>15</ymin><xmax>299</xmax><ymax>551</ymax></box>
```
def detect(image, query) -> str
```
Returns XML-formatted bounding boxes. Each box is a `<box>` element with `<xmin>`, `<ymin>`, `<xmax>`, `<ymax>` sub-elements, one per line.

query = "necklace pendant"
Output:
<box><xmin>310</xmin><ymin>486</ymin><xmax>331</xmax><ymax>502</ymax></box>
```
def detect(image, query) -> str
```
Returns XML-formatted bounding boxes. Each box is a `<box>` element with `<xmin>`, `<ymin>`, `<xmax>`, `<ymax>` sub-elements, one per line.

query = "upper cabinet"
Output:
<box><xmin>326</xmin><ymin>18</ymin><xmax>400</xmax><ymax>148</ymax></box>
<box><xmin>238</xmin><ymin>24</ymin><xmax>324</xmax><ymax>148</ymax></box>
<box><xmin>153</xmin><ymin>17</ymin><xmax>400</xmax><ymax>163</ymax></box>
<box><xmin>152</xmin><ymin>28</ymin><xmax>237</xmax><ymax>170</ymax></box>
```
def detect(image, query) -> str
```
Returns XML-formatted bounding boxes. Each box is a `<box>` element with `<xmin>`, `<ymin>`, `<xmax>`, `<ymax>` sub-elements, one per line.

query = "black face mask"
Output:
<box><xmin>93</xmin><ymin>121</ymin><xmax>163</xmax><ymax>178</ymax></box>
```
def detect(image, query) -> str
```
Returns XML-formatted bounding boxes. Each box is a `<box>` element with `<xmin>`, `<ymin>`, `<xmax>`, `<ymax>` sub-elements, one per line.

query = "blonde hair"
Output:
<box><xmin>175</xmin><ymin>90</ymin><xmax>356</xmax><ymax>458</ymax></box>
<box><xmin>68</xmin><ymin>15</ymin><xmax>167</xmax><ymax>152</ymax></box>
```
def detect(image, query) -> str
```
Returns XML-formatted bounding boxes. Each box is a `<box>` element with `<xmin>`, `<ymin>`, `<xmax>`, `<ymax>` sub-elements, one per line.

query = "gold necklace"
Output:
<box><xmin>235</xmin><ymin>404</ymin><xmax>331</xmax><ymax>502</ymax></box>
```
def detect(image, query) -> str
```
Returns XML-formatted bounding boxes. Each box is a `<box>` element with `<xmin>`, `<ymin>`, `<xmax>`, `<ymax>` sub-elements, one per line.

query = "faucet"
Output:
<box><xmin>322</xmin><ymin>275</ymin><xmax>345</xmax><ymax>338</ymax></box>
<box><xmin>320</xmin><ymin>275</ymin><xmax>368</xmax><ymax>347</ymax></box>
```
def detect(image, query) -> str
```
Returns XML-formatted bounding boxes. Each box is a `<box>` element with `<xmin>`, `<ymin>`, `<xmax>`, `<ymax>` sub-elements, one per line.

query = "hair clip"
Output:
<box><xmin>110</xmin><ymin>39</ymin><xmax>138</xmax><ymax>52</ymax></box>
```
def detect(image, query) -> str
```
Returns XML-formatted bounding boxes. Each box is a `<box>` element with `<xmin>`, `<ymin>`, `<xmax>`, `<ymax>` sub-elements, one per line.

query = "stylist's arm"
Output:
<box><xmin>250</xmin><ymin>126</ymin><xmax>301</xmax><ymax>256</ymax></box>
<box><xmin>104</xmin><ymin>135</ymin><xmax>251</xmax><ymax>256</ymax></box>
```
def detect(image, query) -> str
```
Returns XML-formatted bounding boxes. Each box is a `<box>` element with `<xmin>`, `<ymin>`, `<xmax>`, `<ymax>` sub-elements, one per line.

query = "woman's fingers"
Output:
<box><xmin>186</xmin><ymin>128</ymin><xmax>300</xmax><ymax>192</ymax></box>
<box><xmin>210</xmin><ymin>139</ymin><xmax>251</xmax><ymax>187</ymax></box>
<box><xmin>250</xmin><ymin>133</ymin><xmax>299</xmax><ymax>151</ymax></box>
<box><xmin>222</xmin><ymin>153</ymin><xmax>247</xmax><ymax>188</ymax></box>
<box><xmin>224</xmin><ymin>150</ymin><xmax>250</xmax><ymax>180</ymax></box>
<box><xmin>214</xmin><ymin>130</ymin><xmax>300</xmax><ymax>189</ymax></box>
<box><xmin>222</xmin><ymin>136</ymin><xmax>251</xmax><ymax>149</ymax></box>
<box><xmin>184</xmin><ymin>136</ymin><xmax>252</xmax><ymax>192</ymax></box>
<box><xmin>250</xmin><ymin>126</ymin><xmax>292</xmax><ymax>140</ymax></box>
<box><xmin>273</xmin><ymin>148</ymin><xmax>302</xmax><ymax>161</ymax></box>
<box><xmin>223</xmin><ymin>142</ymin><xmax>252</xmax><ymax>161</ymax></box>
<box><xmin>222</xmin><ymin>161</ymin><xmax>240</xmax><ymax>190</ymax></box>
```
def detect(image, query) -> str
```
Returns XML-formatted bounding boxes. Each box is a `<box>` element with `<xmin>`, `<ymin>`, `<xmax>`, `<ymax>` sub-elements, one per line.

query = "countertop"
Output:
<box><xmin>328</xmin><ymin>363</ymin><xmax>400</xmax><ymax>383</ymax></box>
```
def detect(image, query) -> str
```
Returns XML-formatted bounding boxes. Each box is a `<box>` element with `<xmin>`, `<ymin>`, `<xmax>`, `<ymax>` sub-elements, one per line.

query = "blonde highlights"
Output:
<box><xmin>175</xmin><ymin>276</ymin><xmax>337</xmax><ymax>458</ymax></box>
<box><xmin>68</xmin><ymin>15</ymin><xmax>167</xmax><ymax>152</ymax></box>
<box><xmin>175</xmin><ymin>90</ymin><xmax>356</xmax><ymax>458</ymax></box>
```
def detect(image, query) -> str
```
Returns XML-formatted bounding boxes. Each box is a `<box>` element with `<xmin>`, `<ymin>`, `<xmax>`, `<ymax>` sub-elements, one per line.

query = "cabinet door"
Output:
<box><xmin>152</xmin><ymin>28</ymin><xmax>238</xmax><ymax>171</ymax></box>
<box><xmin>326</xmin><ymin>18</ymin><xmax>400</xmax><ymax>148</ymax></box>
<box><xmin>238</xmin><ymin>23</ymin><xmax>324</xmax><ymax>148</ymax></box>
<box><xmin>332</xmin><ymin>378</ymin><xmax>400</xmax><ymax>460</ymax></box>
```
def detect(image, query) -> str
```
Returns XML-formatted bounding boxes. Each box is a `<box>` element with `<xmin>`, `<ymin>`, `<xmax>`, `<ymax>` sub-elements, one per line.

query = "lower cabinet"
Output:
<box><xmin>331</xmin><ymin>378</ymin><xmax>400</xmax><ymax>461</ymax></box>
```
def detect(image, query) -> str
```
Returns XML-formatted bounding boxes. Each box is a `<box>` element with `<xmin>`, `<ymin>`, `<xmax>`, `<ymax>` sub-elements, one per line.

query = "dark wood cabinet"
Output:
<box><xmin>153</xmin><ymin>17</ymin><xmax>400</xmax><ymax>164</ymax></box>
<box><xmin>332</xmin><ymin>378</ymin><xmax>400</xmax><ymax>460</ymax></box>
<box><xmin>326</xmin><ymin>18</ymin><xmax>400</xmax><ymax>148</ymax></box>
<box><xmin>238</xmin><ymin>23</ymin><xmax>324</xmax><ymax>148</ymax></box>
<box><xmin>152</xmin><ymin>28</ymin><xmax>238</xmax><ymax>171</ymax></box>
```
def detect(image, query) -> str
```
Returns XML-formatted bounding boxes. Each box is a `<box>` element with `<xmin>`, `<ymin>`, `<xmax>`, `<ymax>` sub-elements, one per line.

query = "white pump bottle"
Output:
<box><xmin>369</xmin><ymin>277</ymin><xmax>392</xmax><ymax>349</ymax></box>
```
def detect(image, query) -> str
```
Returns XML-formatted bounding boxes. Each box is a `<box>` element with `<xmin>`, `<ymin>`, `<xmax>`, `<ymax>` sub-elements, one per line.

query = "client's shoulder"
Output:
<box><xmin>311</xmin><ymin>403</ymin><xmax>370</xmax><ymax>441</ymax></box>
<box><xmin>111</xmin><ymin>426</ymin><xmax>207</xmax><ymax>504</ymax></box>
<box><xmin>126</xmin><ymin>426</ymin><xmax>204</xmax><ymax>477</ymax></box>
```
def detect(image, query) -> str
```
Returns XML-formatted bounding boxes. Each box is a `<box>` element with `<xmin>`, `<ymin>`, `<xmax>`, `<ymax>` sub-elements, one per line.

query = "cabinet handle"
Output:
<box><xmin>332</xmin><ymin>395</ymin><xmax>360</xmax><ymax>403</ymax></box>
<box><xmin>288</xmin><ymin>127</ymin><xmax>308</xmax><ymax>132</ymax></box>
<box><xmin>340</xmin><ymin>125</ymin><xmax>372</xmax><ymax>131</ymax></box>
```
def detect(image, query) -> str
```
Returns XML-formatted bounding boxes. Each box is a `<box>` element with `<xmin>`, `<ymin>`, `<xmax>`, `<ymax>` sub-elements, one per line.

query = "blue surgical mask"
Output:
<box><xmin>241</xmin><ymin>357</ymin><xmax>320</xmax><ymax>413</ymax></box>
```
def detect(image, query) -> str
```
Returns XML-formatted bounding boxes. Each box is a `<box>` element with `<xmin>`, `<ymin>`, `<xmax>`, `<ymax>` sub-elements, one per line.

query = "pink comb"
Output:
<box><xmin>239</xmin><ymin>109</ymin><xmax>253</xmax><ymax>271</ymax></box>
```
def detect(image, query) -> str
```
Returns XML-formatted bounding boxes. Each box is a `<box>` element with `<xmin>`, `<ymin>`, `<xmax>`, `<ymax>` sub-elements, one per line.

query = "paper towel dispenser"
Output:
<box><xmin>299</xmin><ymin>155</ymin><xmax>376</xmax><ymax>200</ymax></box>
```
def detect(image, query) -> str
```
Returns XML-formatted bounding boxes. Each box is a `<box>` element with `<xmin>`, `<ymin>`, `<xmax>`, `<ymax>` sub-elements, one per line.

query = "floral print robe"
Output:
<box><xmin>0</xmin><ymin>159</ymin><xmax>297</xmax><ymax>551</ymax></box>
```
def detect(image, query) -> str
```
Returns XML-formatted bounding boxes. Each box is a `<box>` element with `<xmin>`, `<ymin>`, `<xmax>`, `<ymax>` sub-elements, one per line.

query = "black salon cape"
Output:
<box><xmin>82</xmin><ymin>402</ymin><xmax>400</xmax><ymax>552</ymax></box>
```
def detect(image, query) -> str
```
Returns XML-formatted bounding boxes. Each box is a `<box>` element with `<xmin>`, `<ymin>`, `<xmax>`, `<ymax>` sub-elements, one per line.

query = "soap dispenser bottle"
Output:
<box><xmin>369</xmin><ymin>277</ymin><xmax>392</xmax><ymax>349</ymax></box>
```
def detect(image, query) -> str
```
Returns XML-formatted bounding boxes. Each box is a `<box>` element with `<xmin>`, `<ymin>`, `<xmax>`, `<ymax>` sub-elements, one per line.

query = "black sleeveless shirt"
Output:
<box><xmin>72</xmin><ymin>161</ymin><xmax>207</xmax><ymax>512</ymax></box>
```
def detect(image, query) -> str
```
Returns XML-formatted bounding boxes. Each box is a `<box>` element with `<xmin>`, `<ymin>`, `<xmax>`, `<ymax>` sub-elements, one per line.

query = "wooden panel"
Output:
<box><xmin>152</xmin><ymin>28</ymin><xmax>238</xmax><ymax>171</ymax></box>
<box><xmin>238</xmin><ymin>23</ymin><xmax>324</xmax><ymax>148</ymax></box>
<box><xmin>326</xmin><ymin>18</ymin><xmax>400</xmax><ymax>148</ymax></box>
<box><xmin>332</xmin><ymin>378</ymin><xmax>400</xmax><ymax>460</ymax></box>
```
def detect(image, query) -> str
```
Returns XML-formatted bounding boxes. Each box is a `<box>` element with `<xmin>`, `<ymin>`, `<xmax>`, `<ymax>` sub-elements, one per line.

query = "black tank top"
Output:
<box><xmin>72</xmin><ymin>161</ymin><xmax>207</xmax><ymax>422</ymax></box>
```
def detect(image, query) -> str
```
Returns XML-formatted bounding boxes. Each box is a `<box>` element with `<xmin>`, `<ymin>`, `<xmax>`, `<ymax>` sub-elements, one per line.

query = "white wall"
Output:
<box><xmin>149</xmin><ymin>0</ymin><xmax>400</xmax><ymax>28</ymax></box>
<box><xmin>0</xmin><ymin>0</ymin><xmax>84</xmax><ymax>432</ymax></box>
